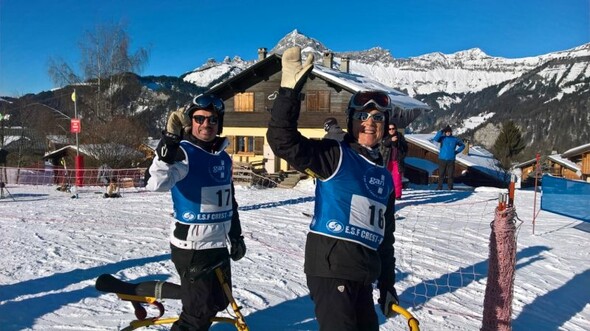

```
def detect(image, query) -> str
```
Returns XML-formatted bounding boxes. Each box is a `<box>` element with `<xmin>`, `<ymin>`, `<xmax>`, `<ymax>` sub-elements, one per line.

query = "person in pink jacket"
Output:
<box><xmin>381</xmin><ymin>123</ymin><xmax>408</xmax><ymax>199</ymax></box>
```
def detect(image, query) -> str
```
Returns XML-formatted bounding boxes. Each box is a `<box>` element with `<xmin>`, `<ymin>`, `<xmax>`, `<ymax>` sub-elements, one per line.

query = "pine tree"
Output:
<box><xmin>493</xmin><ymin>121</ymin><xmax>526</xmax><ymax>169</ymax></box>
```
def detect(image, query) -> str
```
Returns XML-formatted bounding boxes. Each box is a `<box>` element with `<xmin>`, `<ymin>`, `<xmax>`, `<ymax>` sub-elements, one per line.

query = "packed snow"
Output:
<box><xmin>0</xmin><ymin>180</ymin><xmax>588</xmax><ymax>331</ymax></box>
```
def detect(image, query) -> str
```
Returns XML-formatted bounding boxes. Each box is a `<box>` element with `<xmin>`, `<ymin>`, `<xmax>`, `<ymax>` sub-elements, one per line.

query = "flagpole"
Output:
<box><xmin>73</xmin><ymin>89</ymin><xmax>79</xmax><ymax>157</ymax></box>
<box><xmin>72</xmin><ymin>89</ymin><xmax>79</xmax><ymax>198</ymax></box>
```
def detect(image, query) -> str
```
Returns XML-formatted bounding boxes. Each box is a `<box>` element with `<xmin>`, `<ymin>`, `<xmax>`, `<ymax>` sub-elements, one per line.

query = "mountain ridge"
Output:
<box><xmin>3</xmin><ymin>30</ymin><xmax>588</xmax><ymax>164</ymax></box>
<box><xmin>179</xmin><ymin>30</ymin><xmax>589</xmax><ymax>160</ymax></box>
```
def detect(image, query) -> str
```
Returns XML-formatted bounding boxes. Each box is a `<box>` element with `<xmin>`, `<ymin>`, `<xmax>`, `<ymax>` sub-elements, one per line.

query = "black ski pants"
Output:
<box><xmin>307</xmin><ymin>275</ymin><xmax>378</xmax><ymax>331</ymax></box>
<box><xmin>437</xmin><ymin>159</ymin><xmax>456</xmax><ymax>190</ymax></box>
<box><xmin>170</xmin><ymin>245</ymin><xmax>230</xmax><ymax>331</ymax></box>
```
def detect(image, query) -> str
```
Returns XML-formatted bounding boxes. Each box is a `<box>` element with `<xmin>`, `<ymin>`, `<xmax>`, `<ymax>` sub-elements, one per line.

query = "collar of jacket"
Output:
<box><xmin>346</xmin><ymin>139</ymin><xmax>384</xmax><ymax>166</ymax></box>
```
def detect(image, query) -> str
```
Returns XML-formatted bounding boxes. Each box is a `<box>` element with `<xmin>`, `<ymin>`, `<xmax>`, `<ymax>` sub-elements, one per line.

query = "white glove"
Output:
<box><xmin>281</xmin><ymin>46</ymin><xmax>314</xmax><ymax>90</ymax></box>
<box><xmin>166</xmin><ymin>107</ymin><xmax>192</xmax><ymax>137</ymax></box>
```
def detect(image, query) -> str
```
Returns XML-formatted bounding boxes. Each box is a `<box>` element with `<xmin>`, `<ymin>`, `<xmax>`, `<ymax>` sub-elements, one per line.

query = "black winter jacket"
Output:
<box><xmin>266</xmin><ymin>88</ymin><xmax>396</xmax><ymax>287</ymax></box>
<box><xmin>381</xmin><ymin>131</ymin><xmax>408</xmax><ymax>172</ymax></box>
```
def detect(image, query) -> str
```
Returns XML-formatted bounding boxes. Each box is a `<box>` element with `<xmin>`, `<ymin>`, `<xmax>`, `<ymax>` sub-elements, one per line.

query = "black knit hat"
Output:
<box><xmin>443</xmin><ymin>125</ymin><xmax>452</xmax><ymax>133</ymax></box>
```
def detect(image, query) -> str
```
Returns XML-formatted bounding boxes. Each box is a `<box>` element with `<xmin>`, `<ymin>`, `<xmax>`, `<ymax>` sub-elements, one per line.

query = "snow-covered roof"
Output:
<box><xmin>2</xmin><ymin>135</ymin><xmax>25</xmax><ymax>146</ymax></box>
<box><xmin>44</xmin><ymin>144</ymin><xmax>143</xmax><ymax>159</ymax></box>
<box><xmin>547</xmin><ymin>154</ymin><xmax>581</xmax><ymax>172</ymax></box>
<box><xmin>143</xmin><ymin>137</ymin><xmax>159</xmax><ymax>151</ymax></box>
<box><xmin>561</xmin><ymin>142</ymin><xmax>590</xmax><ymax>158</ymax></box>
<box><xmin>312</xmin><ymin>64</ymin><xmax>430</xmax><ymax>111</ymax></box>
<box><xmin>405</xmin><ymin>157</ymin><xmax>438</xmax><ymax>175</ymax></box>
<box><xmin>405</xmin><ymin>133</ymin><xmax>507</xmax><ymax>182</ymax></box>
<box><xmin>47</xmin><ymin>135</ymin><xmax>70</xmax><ymax>144</ymax></box>
<box><xmin>512</xmin><ymin>158</ymin><xmax>538</xmax><ymax>169</ymax></box>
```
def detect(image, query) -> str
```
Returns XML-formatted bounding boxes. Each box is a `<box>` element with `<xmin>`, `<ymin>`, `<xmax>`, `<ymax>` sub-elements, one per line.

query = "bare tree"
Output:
<box><xmin>81</xmin><ymin>116</ymin><xmax>148</xmax><ymax>168</ymax></box>
<box><xmin>47</xmin><ymin>22</ymin><xmax>149</xmax><ymax>121</ymax></box>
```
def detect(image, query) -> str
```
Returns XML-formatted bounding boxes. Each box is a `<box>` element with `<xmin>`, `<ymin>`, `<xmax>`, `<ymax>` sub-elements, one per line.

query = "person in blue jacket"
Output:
<box><xmin>433</xmin><ymin>125</ymin><xmax>465</xmax><ymax>190</ymax></box>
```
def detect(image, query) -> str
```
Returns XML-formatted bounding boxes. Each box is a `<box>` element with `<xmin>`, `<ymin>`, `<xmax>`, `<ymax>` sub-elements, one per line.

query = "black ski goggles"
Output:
<box><xmin>349</xmin><ymin>91</ymin><xmax>391</xmax><ymax>112</ymax></box>
<box><xmin>189</xmin><ymin>94</ymin><xmax>225</xmax><ymax>113</ymax></box>
<box><xmin>192</xmin><ymin>115</ymin><xmax>219</xmax><ymax>125</ymax></box>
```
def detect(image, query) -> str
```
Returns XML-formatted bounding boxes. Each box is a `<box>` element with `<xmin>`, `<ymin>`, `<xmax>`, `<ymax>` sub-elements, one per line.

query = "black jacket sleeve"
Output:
<box><xmin>377</xmin><ymin>192</ymin><xmax>396</xmax><ymax>288</ymax></box>
<box><xmin>398</xmin><ymin>133</ymin><xmax>408</xmax><ymax>156</ymax></box>
<box><xmin>266</xmin><ymin>88</ymin><xmax>341</xmax><ymax>180</ymax></box>
<box><xmin>228</xmin><ymin>182</ymin><xmax>242</xmax><ymax>239</ymax></box>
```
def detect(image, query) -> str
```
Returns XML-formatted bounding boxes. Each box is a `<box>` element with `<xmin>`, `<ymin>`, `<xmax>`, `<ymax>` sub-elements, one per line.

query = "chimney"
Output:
<box><xmin>341</xmin><ymin>57</ymin><xmax>350</xmax><ymax>73</ymax></box>
<box><xmin>258</xmin><ymin>47</ymin><xmax>267</xmax><ymax>61</ymax></box>
<box><xmin>463</xmin><ymin>140</ymin><xmax>470</xmax><ymax>155</ymax></box>
<box><xmin>323</xmin><ymin>52</ymin><xmax>333</xmax><ymax>68</ymax></box>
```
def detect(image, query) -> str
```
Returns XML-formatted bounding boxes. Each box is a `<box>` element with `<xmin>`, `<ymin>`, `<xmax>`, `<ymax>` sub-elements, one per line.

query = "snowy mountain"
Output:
<box><xmin>4</xmin><ymin>30</ymin><xmax>587</xmax><ymax>162</ymax></box>
<box><xmin>183</xmin><ymin>30</ymin><xmax>590</xmax><ymax>99</ymax></box>
<box><xmin>180</xmin><ymin>30</ymin><xmax>590</xmax><ymax>159</ymax></box>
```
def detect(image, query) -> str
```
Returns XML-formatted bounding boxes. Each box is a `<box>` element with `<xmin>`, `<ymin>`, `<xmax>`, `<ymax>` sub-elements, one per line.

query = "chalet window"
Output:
<box><xmin>227</xmin><ymin>136</ymin><xmax>264</xmax><ymax>154</ymax></box>
<box><xmin>306</xmin><ymin>90</ymin><xmax>330</xmax><ymax>112</ymax></box>
<box><xmin>234</xmin><ymin>92</ymin><xmax>254</xmax><ymax>112</ymax></box>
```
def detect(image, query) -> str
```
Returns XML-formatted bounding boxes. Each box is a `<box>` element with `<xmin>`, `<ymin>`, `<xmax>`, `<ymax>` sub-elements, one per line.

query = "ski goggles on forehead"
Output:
<box><xmin>349</xmin><ymin>91</ymin><xmax>391</xmax><ymax>111</ymax></box>
<box><xmin>191</xmin><ymin>94</ymin><xmax>225</xmax><ymax>113</ymax></box>
<box><xmin>351</xmin><ymin>111</ymin><xmax>386</xmax><ymax>122</ymax></box>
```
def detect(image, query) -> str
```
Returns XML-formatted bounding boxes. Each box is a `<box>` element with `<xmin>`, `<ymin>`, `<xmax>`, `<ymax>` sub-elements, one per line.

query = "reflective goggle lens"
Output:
<box><xmin>192</xmin><ymin>115</ymin><xmax>219</xmax><ymax>125</ymax></box>
<box><xmin>351</xmin><ymin>112</ymin><xmax>386</xmax><ymax>122</ymax></box>
<box><xmin>192</xmin><ymin>94</ymin><xmax>225</xmax><ymax>113</ymax></box>
<box><xmin>351</xmin><ymin>91</ymin><xmax>391</xmax><ymax>110</ymax></box>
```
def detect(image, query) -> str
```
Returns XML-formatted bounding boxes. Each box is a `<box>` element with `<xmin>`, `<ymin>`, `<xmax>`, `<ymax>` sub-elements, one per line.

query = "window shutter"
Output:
<box><xmin>254</xmin><ymin>137</ymin><xmax>264</xmax><ymax>154</ymax></box>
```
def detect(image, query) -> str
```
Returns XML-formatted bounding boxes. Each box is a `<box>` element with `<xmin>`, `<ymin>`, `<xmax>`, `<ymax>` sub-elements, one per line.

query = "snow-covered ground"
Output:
<box><xmin>0</xmin><ymin>180</ymin><xmax>588</xmax><ymax>330</ymax></box>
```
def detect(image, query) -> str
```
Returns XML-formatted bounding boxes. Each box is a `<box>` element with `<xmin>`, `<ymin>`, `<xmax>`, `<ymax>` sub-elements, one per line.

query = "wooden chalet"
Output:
<box><xmin>206</xmin><ymin>48</ymin><xmax>430</xmax><ymax>173</ymax></box>
<box><xmin>512</xmin><ymin>143</ymin><xmax>590</xmax><ymax>187</ymax></box>
<box><xmin>43</xmin><ymin>144</ymin><xmax>144</xmax><ymax>168</ymax></box>
<box><xmin>557</xmin><ymin>143</ymin><xmax>590</xmax><ymax>182</ymax></box>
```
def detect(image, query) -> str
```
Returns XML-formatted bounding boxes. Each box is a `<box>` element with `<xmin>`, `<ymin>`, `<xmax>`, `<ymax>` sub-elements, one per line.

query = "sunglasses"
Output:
<box><xmin>349</xmin><ymin>91</ymin><xmax>391</xmax><ymax>112</ymax></box>
<box><xmin>351</xmin><ymin>111</ymin><xmax>386</xmax><ymax>122</ymax></box>
<box><xmin>190</xmin><ymin>94</ymin><xmax>225</xmax><ymax>113</ymax></box>
<box><xmin>192</xmin><ymin>115</ymin><xmax>219</xmax><ymax>125</ymax></box>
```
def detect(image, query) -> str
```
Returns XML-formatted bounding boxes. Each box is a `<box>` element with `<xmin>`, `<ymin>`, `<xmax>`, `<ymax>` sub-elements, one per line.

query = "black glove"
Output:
<box><xmin>378</xmin><ymin>283</ymin><xmax>399</xmax><ymax>318</ymax></box>
<box><xmin>156</xmin><ymin>131</ymin><xmax>181</xmax><ymax>164</ymax></box>
<box><xmin>229</xmin><ymin>236</ymin><xmax>246</xmax><ymax>261</ymax></box>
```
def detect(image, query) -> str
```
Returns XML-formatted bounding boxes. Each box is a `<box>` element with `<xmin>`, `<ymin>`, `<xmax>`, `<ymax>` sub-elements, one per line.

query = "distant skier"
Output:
<box><xmin>434</xmin><ymin>125</ymin><xmax>465</xmax><ymax>190</ymax></box>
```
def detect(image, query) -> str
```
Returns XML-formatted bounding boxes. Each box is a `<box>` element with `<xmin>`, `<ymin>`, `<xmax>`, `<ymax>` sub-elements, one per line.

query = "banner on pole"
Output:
<box><xmin>541</xmin><ymin>174</ymin><xmax>590</xmax><ymax>222</ymax></box>
<box><xmin>70</xmin><ymin>118</ymin><xmax>81</xmax><ymax>133</ymax></box>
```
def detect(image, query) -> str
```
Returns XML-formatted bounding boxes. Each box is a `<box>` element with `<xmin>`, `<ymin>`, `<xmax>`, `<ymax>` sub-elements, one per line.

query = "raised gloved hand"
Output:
<box><xmin>156</xmin><ymin>131</ymin><xmax>181</xmax><ymax>164</ymax></box>
<box><xmin>378</xmin><ymin>283</ymin><xmax>399</xmax><ymax>318</ymax></box>
<box><xmin>281</xmin><ymin>46</ymin><xmax>314</xmax><ymax>91</ymax></box>
<box><xmin>166</xmin><ymin>107</ymin><xmax>192</xmax><ymax>138</ymax></box>
<box><xmin>229</xmin><ymin>236</ymin><xmax>246</xmax><ymax>261</ymax></box>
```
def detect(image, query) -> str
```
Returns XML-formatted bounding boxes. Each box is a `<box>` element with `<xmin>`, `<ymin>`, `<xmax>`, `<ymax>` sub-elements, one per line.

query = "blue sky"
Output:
<box><xmin>0</xmin><ymin>0</ymin><xmax>588</xmax><ymax>97</ymax></box>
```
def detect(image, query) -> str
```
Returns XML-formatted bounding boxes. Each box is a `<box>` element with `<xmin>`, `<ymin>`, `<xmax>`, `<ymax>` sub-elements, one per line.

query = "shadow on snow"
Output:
<box><xmin>0</xmin><ymin>254</ymin><xmax>170</xmax><ymax>330</ymax></box>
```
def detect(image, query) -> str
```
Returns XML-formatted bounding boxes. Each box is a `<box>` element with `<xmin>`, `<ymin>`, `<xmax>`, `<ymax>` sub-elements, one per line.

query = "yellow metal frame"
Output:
<box><xmin>392</xmin><ymin>303</ymin><xmax>420</xmax><ymax>331</ymax></box>
<box><xmin>116</xmin><ymin>265</ymin><xmax>249</xmax><ymax>331</ymax></box>
<box><xmin>114</xmin><ymin>277</ymin><xmax>418</xmax><ymax>331</ymax></box>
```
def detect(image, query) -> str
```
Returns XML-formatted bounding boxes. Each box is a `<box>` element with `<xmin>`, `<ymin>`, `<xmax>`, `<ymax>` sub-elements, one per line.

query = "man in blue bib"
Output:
<box><xmin>147</xmin><ymin>95</ymin><xmax>246</xmax><ymax>331</ymax></box>
<box><xmin>267</xmin><ymin>47</ymin><xmax>399</xmax><ymax>331</ymax></box>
